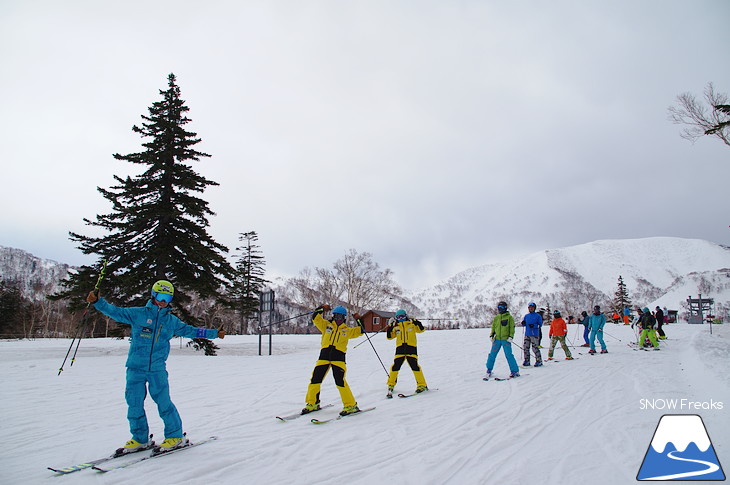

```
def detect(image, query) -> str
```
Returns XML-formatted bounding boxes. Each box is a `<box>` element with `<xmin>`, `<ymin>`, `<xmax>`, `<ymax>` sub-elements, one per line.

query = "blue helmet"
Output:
<box><xmin>332</xmin><ymin>306</ymin><xmax>348</xmax><ymax>316</ymax></box>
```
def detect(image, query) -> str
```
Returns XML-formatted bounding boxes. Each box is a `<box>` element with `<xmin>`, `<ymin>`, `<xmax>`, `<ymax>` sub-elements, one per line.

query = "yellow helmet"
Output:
<box><xmin>151</xmin><ymin>280</ymin><xmax>174</xmax><ymax>302</ymax></box>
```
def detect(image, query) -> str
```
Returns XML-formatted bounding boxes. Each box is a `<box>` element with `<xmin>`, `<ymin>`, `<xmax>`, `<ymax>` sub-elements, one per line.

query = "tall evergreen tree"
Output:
<box><xmin>53</xmin><ymin>73</ymin><xmax>233</xmax><ymax>323</ymax></box>
<box><xmin>229</xmin><ymin>231</ymin><xmax>268</xmax><ymax>334</ymax></box>
<box><xmin>612</xmin><ymin>275</ymin><xmax>632</xmax><ymax>314</ymax></box>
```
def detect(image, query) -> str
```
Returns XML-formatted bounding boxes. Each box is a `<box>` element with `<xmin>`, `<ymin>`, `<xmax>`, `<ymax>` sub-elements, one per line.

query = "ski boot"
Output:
<box><xmin>534</xmin><ymin>361</ymin><xmax>543</xmax><ymax>367</ymax></box>
<box><xmin>386</xmin><ymin>386</ymin><xmax>394</xmax><ymax>399</ymax></box>
<box><xmin>156</xmin><ymin>437</ymin><xmax>187</xmax><ymax>453</ymax></box>
<box><xmin>339</xmin><ymin>405</ymin><xmax>361</xmax><ymax>417</ymax></box>
<box><xmin>522</xmin><ymin>360</ymin><xmax>530</xmax><ymax>367</ymax></box>
<box><xmin>600</xmin><ymin>349</ymin><xmax>608</xmax><ymax>354</ymax></box>
<box><xmin>509</xmin><ymin>371</ymin><xmax>520</xmax><ymax>378</ymax></box>
<box><xmin>588</xmin><ymin>349</ymin><xmax>596</xmax><ymax>354</ymax></box>
<box><xmin>301</xmin><ymin>403</ymin><xmax>321</xmax><ymax>415</ymax></box>
<box><xmin>565</xmin><ymin>356</ymin><xmax>574</xmax><ymax>360</ymax></box>
<box><xmin>116</xmin><ymin>438</ymin><xmax>153</xmax><ymax>456</ymax></box>
<box><xmin>415</xmin><ymin>385</ymin><xmax>428</xmax><ymax>393</ymax></box>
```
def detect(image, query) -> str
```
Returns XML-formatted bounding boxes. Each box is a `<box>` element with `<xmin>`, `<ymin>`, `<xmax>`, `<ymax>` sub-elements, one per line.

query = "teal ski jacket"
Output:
<box><xmin>94</xmin><ymin>297</ymin><xmax>219</xmax><ymax>371</ymax></box>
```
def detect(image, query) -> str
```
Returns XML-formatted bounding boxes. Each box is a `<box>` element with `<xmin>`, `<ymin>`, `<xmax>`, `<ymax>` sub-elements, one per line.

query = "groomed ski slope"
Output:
<box><xmin>1</xmin><ymin>323</ymin><xmax>727</xmax><ymax>484</ymax></box>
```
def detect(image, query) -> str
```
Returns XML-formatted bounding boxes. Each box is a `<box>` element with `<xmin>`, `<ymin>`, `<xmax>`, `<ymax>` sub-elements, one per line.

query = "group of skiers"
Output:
<box><xmin>84</xmin><ymin>278</ymin><xmax>669</xmax><ymax>455</ymax></box>
<box><xmin>632</xmin><ymin>306</ymin><xmax>668</xmax><ymax>349</ymax></box>
<box><xmin>300</xmin><ymin>304</ymin><xmax>429</xmax><ymax>416</ymax></box>
<box><xmin>486</xmin><ymin>301</ymin><xmax>590</xmax><ymax>378</ymax></box>
<box><xmin>86</xmin><ymin>281</ymin><xmax>431</xmax><ymax>452</ymax></box>
<box><xmin>486</xmin><ymin>300</ymin><xmax>669</xmax><ymax>377</ymax></box>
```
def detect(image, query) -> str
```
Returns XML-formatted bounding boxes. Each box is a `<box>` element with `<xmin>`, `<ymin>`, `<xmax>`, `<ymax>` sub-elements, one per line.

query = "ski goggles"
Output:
<box><xmin>152</xmin><ymin>291</ymin><xmax>173</xmax><ymax>303</ymax></box>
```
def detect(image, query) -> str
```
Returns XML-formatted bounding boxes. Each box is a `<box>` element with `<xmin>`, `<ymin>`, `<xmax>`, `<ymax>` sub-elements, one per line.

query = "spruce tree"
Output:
<box><xmin>53</xmin><ymin>73</ymin><xmax>233</xmax><ymax>323</ymax></box>
<box><xmin>229</xmin><ymin>231</ymin><xmax>269</xmax><ymax>334</ymax></box>
<box><xmin>612</xmin><ymin>275</ymin><xmax>632</xmax><ymax>315</ymax></box>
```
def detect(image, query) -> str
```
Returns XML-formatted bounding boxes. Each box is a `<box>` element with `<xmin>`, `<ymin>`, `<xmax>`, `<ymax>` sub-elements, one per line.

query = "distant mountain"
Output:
<box><xmin>409</xmin><ymin>237</ymin><xmax>730</xmax><ymax>325</ymax></box>
<box><xmin>3</xmin><ymin>238</ymin><xmax>729</xmax><ymax>325</ymax></box>
<box><xmin>0</xmin><ymin>246</ymin><xmax>74</xmax><ymax>301</ymax></box>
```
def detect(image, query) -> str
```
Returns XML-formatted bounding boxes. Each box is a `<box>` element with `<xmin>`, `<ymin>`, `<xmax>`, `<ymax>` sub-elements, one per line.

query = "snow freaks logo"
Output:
<box><xmin>637</xmin><ymin>414</ymin><xmax>726</xmax><ymax>481</ymax></box>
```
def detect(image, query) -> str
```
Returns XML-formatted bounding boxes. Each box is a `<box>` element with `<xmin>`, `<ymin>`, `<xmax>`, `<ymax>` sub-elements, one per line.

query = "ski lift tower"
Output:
<box><xmin>687</xmin><ymin>294</ymin><xmax>714</xmax><ymax>325</ymax></box>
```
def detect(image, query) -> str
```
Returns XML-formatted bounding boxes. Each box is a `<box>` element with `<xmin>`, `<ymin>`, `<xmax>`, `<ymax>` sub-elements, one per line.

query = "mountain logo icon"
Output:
<box><xmin>637</xmin><ymin>414</ymin><xmax>726</xmax><ymax>481</ymax></box>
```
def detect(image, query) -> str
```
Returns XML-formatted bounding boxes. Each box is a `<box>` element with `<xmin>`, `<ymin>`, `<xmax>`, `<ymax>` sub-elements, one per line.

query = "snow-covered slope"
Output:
<box><xmin>411</xmin><ymin>237</ymin><xmax>730</xmax><ymax>325</ymax></box>
<box><xmin>2</xmin><ymin>323</ymin><xmax>728</xmax><ymax>484</ymax></box>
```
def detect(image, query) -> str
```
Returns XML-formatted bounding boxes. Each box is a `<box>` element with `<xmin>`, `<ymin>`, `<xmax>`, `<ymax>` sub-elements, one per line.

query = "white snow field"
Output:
<box><xmin>1</xmin><ymin>322</ymin><xmax>727</xmax><ymax>484</ymax></box>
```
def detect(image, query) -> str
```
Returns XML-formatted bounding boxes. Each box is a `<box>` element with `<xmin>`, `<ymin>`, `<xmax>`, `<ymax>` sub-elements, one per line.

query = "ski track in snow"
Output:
<box><xmin>0</xmin><ymin>324</ymin><xmax>727</xmax><ymax>484</ymax></box>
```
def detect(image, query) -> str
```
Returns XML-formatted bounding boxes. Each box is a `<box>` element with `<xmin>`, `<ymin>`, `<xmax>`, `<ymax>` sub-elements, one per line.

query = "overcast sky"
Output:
<box><xmin>1</xmin><ymin>0</ymin><xmax>729</xmax><ymax>290</ymax></box>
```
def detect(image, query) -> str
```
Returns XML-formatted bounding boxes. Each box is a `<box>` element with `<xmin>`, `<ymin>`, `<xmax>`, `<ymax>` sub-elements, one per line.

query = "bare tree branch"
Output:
<box><xmin>668</xmin><ymin>82</ymin><xmax>730</xmax><ymax>147</ymax></box>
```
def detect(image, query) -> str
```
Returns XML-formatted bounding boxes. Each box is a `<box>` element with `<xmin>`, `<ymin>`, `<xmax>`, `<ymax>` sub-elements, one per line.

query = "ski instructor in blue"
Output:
<box><xmin>86</xmin><ymin>280</ymin><xmax>224</xmax><ymax>454</ymax></box>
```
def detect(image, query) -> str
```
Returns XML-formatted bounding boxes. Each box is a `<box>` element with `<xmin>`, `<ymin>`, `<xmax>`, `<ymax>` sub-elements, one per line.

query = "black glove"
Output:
<box><xmin>311</xmin><ymin>305</ymin><xmax>328</xmax><ymax>324</ymax></box>
<box><xmin>414</xmin><ymin>319</ymin><xmax>424</xmax><ymax>330</ymax></box>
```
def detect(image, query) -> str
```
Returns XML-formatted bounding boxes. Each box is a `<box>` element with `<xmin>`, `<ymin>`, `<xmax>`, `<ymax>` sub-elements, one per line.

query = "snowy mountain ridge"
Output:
<box><xmin>2</xmin><ymin>238</ymin><xmax>729</xmax><ymax>324</ymax></box>
<box><xmin>409</xmin><ymin>237</ymin><xmax>730</xmax><ymax>324</ymax></box>
<box><xmin>0</xmin><ymin>245</ymin><xmax>73</xmax><ymax>301</ymax></box>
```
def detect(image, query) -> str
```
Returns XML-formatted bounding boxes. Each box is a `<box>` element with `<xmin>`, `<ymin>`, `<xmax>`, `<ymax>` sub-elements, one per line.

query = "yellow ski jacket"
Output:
<box><xmin>312</xmin><ymin>313</ymin><xmax>363</xmax><ymax>362</ymax></box>
<box><xmin>387</xmin><ymin>318</ymin><xmax>424</xmax><ymax>355</ymax></box>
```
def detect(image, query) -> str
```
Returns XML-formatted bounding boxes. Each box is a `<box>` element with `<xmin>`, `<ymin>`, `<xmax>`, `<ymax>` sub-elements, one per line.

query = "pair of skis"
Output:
<box><xmin>276</xmin><ymin>404</ymin><xmax>376</xmax><ymax>424</ymax></box>
<box><xmin>276</xmin><ymin>403</ymin><xmax>334</xmax><ymax>421</ymax></box>
<box><xmin>310</xmin><ymin>407</ymin><xmax>376</xmax><ymax>424</ymax></box>
<box><xmin>48</xmin><ymin>436</ymin><xmax>217</xmax><ymax>474</ymax></box>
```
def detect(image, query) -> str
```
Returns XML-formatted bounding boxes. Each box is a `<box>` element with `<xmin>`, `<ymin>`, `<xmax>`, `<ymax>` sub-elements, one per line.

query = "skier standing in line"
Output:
<box><xmin>385</xmin><ymin>309</ymin><xmax>428</xmax><ymax>398</ymax></box>
<box><xmin>638</xmin><ymin>307</ymin><xmax>660</xmax><ymax>350</ymax></box>
<box><xmin>521</xmin><ymin>302</ymin><xmax>543</xmax><ymax>367</ymax></box>
<box><xmin>623</xmin><ymin>305</ymin><xmax>631</xmax><ymax>325</ymax></box>
<box><xmin>301</xmin><ymin>304</ymin><xmax>364</xmax><ymax>416</ymax></box>
<box><xmin>86</xmin><ymin>280</ymin><xmax>225</xmax><ymax>454</ymax></box>
<box><xmin>578</xmin><ymin>310</ymin><xmax>590</xmax><ymax>347</ymax></box>
<box><xmin>547</xmin><ymin>310</ymin><xmax>573</xmax><ymax>360</ymax></box>
<box><xmin>485</xmin><ymin>301</ymin><xmax>520</xmax><ymax>378</ymax></box>
<box><xmin>588</xmin><ymin>305</ymin><xmax>608</xmax><ymax>354</ymax></box>
<box><xmin>654</xmin><ymin>306</ymin><xmax>667</xmax><ymax>340</ymax></box>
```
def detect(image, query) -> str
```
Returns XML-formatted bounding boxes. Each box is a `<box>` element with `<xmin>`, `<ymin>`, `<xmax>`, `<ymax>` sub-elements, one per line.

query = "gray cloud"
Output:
<box><xmin>1</xmin><ymin>0</ymin><xmax>729</xmax><ymax>290</ymax></box>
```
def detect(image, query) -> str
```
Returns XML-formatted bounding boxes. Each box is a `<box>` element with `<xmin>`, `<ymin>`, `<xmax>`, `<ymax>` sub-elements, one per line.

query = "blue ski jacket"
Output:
<box><xmin>522</xmin><ymin>311</ymin><xmax>543</xmax><ymax>337</ymax></box>
<box><xmin>94</xmin><ymin>297</ymin><xmax>219</xmax><ymax>371</ymax></box>
<box><xmin>587</xmin><ymin>312</ymin><xmax>607</xmax><ymax>331</ymax></box>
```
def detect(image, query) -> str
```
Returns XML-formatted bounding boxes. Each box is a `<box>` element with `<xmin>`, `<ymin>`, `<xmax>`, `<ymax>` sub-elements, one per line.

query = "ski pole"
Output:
<box><xmin>353</xmin><ymin>324</ymin><xmax>387</xmax><ymax>348</ymax></box>
<box><xmin>270</xmin><ymin>311</ymin><xmax>314</xmax><ymax>326</ymax></box>
<box><xmin>572</xmin><ymin>321</ymin><xmax>581</xmax><ymax>347</ymax></box>
<box><xmin>509</xmin><ymin>338</ymin><xmax>523</xmax><ymax>351</ymax></box>
<box><xmin>521</xmin><ymin>323</ymin><xmax>525</xmax><ymax>362</ymax></box>
<box><xmin>58</xmin><ymin>258</ymin><xmax>108</xmax><ymax>375</ymax></box>
<box><xmin>601</xmin><ymin>329</ymin><xmax>622</xmax><ymax>342</ymax></box>
<box><xmin>356</xmin><ymin>316</ymin><xmax>389</xmax><ymax>376</ymax></box>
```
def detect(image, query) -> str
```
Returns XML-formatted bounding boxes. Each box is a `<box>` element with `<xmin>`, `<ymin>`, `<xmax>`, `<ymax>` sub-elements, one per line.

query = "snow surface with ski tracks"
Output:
<box><xmin>0</xmin><ymin>323</ymin><xmax>727</xmax><ymax>484</ymax></box>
